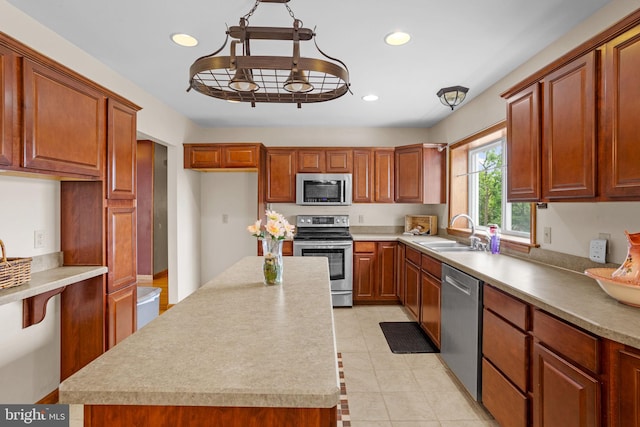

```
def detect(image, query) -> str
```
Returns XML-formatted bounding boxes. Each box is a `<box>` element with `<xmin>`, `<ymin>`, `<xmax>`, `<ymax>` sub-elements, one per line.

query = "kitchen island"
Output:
<box><xmin>59</xmin><ymin>257</ymin><xmax>340</xmax><ymax>427</ymax></box>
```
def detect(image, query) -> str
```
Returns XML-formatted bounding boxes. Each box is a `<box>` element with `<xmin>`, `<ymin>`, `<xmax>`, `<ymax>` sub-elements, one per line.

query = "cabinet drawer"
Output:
<box><xmin>405</xmin><ymin>246</ymin><xmax>421</xmax><ymax>265</ymax></box>
<box><xmin>482</xmin><ymin>358</ymin><xmax>528</xmax><ymax>427</ymax></box>
<box><xmin>484</xmin><ymin>285</ymin><xmax>529</xmax><ymax>330</ymax></box>
<box><xmin>420</xmin><ymin>254</ymin><xmax>441</xmax><ymax>279</ymax></box>
<box><xmin>483</xmin><ymin>309</ymin><xmax>529</xmax><ymax>391</ymax></box>
<box><xmin>354</xmin><ymin>241</ymin><xmax>376</xmax><ymax>253</ymax></box>
<box><xmin>533</xmin><ymin>309</ymin><xmax>600</xmax><ymax>373</ymax></box>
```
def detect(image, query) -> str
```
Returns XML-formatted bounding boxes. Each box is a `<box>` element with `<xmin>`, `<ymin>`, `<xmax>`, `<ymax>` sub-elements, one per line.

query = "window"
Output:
<box><xmin>449</xmin><ymin>122</ymin><xmax>535</xmax><ymax>250</ymax></box>
<box><xmin>468</xmin><ymin>138</ymin><xmax>531</xmax><ymax>238</ymax></box>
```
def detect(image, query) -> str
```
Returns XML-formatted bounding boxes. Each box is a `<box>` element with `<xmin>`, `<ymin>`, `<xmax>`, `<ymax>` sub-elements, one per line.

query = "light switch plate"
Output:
<box><xmin>589</xmin><ymin>239</ymin><xmax>607</xmax><ymax>264</ymax></box>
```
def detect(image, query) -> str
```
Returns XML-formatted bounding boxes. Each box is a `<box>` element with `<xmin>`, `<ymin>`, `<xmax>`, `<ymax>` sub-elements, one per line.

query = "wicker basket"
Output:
<box><xmin>0</xmin><ymin>240</ymin><xmax>32</xmax><ymax>290</ymax></box>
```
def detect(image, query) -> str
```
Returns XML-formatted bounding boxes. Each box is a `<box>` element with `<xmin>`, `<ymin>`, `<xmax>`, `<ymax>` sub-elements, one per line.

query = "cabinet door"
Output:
<box><xmin>506</xmin><ymin>83</ymin><xmax>541</xmax><ymax>201</ymax></box>
<box><xmin>616</xmin><ymin>347</ymin><xmax>640</xmax><ymax>427</ymax></box>
<box><xmin>107</xmin><ymin>284</ymin><xmax>136</xmax><ymax>348</ymax></box>
<box><xmin>107</xmin><ymin>99</ymin><xmax>137</xmax><ymax>199</ymax></box>
<box><xmin>352</xmin><ymin>149</ymin><xmax>373</xmax><ymax>203</ymax></box>
<box><xmin>542</xmin><ymin>52</ymin><xmax>597</xmax><ymax>200</ymax></box>
<box><xmin>533</xmin><ymin>342</ymin><xmax>600</xmax><ymax>427</ymax></box>
<box><xmin>396</xmin><ymin>243</ymin><xmax>405</xmax><ymax>304</ymax></box>
<box><xmin>353</xmin><ymin>252</ymin><xmax>376</xmax><ymax>302</ymax></box>
<box><xmin>184</xmin><ymin>144</ymin><xmax>221</xmax><ymax>169</ymax></box>
<box><xmin>374</xmin><ymin>149</ymin><xmax>394</xmax><ymax>202</ymax></box>
<box><xmin>601</xmin><ymin>27</ymin><xmax>640</xmax><ymax>199</ymax></box>
<box><xmin>297</xmin><ymin>149</ymin><xmax>325</xmax><ymax>172</ymax></box>
<box><xmin>420</xmin><ymin>272</ymin><xmax>441</xmax><ymax>347</ymax></box>
<box><xmin>265</xmin><ymin>149</ymin><xmax>296</xmax><ymax>202</ymax></box>
<box><xmin>223</xmin><ymin>145</ymin><xmax>259</xmax><ymax>168</ymax></box>
<box><xmin>404</xmin><ymin>260</ymin><xmax>420</xmax><ymax>321</ymax></box>
<box><xmin>0</xmin><ymin>45</ymin><xmax>15</xmax><ymax>167</ymax></box>
<box><xmin>106</xmin><ymin>203</ymin><xmax>137</xmax><ymax>293</ymax></box>
<box><xmin>325</xmin><ymin>149</ymin><xmax>352</xmax><ymax>173</ymax></box>
<box><xmin>23</xmin><ymin>59</ymin><xmax>105</xmax><ymax>177</ymax></box>
<box><xmin>395</xmin><ymin>146</ymin><xmax>423</xmax><ymax>203</ymax></box>
<box><xmin>377</xmin><ymin>242</ymin><xmax>397</xmax><ymax>300</ymax></box>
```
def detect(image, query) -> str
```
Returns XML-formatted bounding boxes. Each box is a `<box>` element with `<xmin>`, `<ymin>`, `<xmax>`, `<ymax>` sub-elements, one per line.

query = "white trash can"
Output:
<box><xmin>137</xmin><ymin>286</ymin><xmax>161</xmax><ymax>330</ymax></box>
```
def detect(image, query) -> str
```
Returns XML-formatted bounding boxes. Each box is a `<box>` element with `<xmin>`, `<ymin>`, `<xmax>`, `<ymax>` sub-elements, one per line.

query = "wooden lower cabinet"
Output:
<box><xmin>353</xmin><ymin>241</ymin><xmax>397</xmax><ymax>303</ymax></box>
<box><xmin>482</xmin><ymin>358</ymin><xmax>528</xmax><ymax>427</ymax></box>
<box><xmin>419</xmin><ymin>253</ymin><xmax>441</xmax><ymax>347</ymax></box>
<box><xmin>403</xmin><ymin>248</ymin><xmax>421</xmax><ymax>321</ymax></box>
<box><xmin>107</xmin><ymin>284</ymin><xmax>137</xmax><ymax>348</ymax></box>
<box><xmin>60</xmin><ymin>276</ymin><xmax>105</xmax><ymax>381</ymax></box>
<box><xmin>606</xmin><ymin>341</ymin><xmax>640</xmax><ymax>427</ymax></box>
<box><xmin>84</xmin><ymin>404</ymin><xmax>337</xmax><ymax>427</ymax></box>
<box><xmin>532</xmin><ymin>342</ymin><xmax>600</xmax><ymax>427</ymax></box>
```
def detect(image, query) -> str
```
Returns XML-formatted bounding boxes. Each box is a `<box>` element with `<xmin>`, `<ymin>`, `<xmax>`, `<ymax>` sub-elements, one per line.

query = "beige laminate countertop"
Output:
<box><xmin>353</xmin><ymin>233</ymin><xmax>640</xmax><ymax>349</ymax></box>
<box><xmin>59</xmin><ymin>256</ymin><xmax>340</xmax><ymax>409</ymax></box>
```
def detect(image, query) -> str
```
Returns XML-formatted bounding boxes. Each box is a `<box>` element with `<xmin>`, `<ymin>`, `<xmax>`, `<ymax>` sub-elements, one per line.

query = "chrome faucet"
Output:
<box><xmin>450</xmin><ymin>214</ymin><xmax>485</xmax><ymax>250</ymax></box>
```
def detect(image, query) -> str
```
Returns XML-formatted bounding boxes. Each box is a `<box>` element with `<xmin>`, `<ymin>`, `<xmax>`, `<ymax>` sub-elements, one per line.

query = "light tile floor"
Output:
<box><xmin>333</xmin><ymin>305</ymin><xmax>499</xmax><ymax>427</ymax></box>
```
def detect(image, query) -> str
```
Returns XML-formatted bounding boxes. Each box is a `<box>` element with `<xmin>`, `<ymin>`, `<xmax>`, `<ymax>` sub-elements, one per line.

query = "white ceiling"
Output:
<box><xmin>8</xmin><ymin>0</ymin><xmax>609</xmax><ymax>128</ymax></box>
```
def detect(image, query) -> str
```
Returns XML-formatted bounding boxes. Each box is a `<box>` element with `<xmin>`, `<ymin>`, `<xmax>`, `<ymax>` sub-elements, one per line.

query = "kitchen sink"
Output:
<box><xmin>415</xmin><ymin>241</ymin><xmax>475</xmax><ymax>252</ymax></box>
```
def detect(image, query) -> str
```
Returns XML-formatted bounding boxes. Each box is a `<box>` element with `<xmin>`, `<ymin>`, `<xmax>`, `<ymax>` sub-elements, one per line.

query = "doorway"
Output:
<box><xmin>137</xmin><ymin>140</ymin><xmax>169</xmax><ymax>311</ymax></box>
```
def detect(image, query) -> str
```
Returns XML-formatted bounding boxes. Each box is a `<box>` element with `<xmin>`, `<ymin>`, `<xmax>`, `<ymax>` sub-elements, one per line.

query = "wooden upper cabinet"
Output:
<box><xmin>265</xmin><ymin>148</ymin><xmax>296</xmax><ymax>202</ymax></box>
<box><xmin>352</xmin><ymin>149</ymin><xmax>373</xmax><ymax>203</ymax></box>
<box><xmin>22</xmin><ymin>58</ymin><xmax>105</xmax><ymax>177</ymax></box>
<box><xmin>601</xmin><ymin>26</ymin><xmax>640</xmax><ymax>200</ymax></box>
<box><xmin>374</xmin><ymin>149</ymin><xmax>394</xmax><ymax>203</ymax></box>
<box><xmin>107</xmin><ymin>99</ymin><xmax>137</xmax><ymax>199</ymax></box>
<box><xmin>542</xmin><ymin>52</ymin><xmax>597</xmax><ymax>200</ymax></box>
<box><xmin>325</xmin><ymin>149</ymin><xmax>352</xmax><ymax>172</ymax></box>
<box><xmin>183</xmin><ymin>144</ymin><xmax>260</xmax><ymax>170</ymax></box>
<box><xmin>395</xmin><ymin>144</ymin><xmax>445</xmax><ymax>204</ymax></box>
<box><xmin>297</xmin><ymin>148</ymin><xmax>352</xmax><ymax>173</ymax></box>
<box><xmin>297</xmin><ymin>149</ymin><xmax>325</xmax><ymax>172</ymax></box>
<box><xmin>506</xmin><ymin>83</ymin><xmax>541</xmax><ymax>202</ymax></box>
<box><xmin>0</xmin><ymin>44</ymin><xmax>15</xmax><ymax>167</ymax></box>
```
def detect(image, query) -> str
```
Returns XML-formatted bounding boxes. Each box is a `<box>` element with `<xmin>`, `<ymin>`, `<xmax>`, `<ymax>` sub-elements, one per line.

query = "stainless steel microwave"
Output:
<box><xmin>296</xmin><ymin>173</ymin><xmax>352</xmax><ymax>206</ymax></box>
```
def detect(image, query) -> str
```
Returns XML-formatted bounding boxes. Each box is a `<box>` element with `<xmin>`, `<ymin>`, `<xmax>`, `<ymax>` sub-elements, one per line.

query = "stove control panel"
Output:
<box><xmin>296</xmin><ymin>215</ymin><xmax>350</xmax><ymax>227</ymax></box>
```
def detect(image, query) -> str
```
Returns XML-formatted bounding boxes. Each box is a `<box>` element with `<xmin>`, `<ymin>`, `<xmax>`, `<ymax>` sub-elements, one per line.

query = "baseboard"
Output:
<box><xmin>137</xmin><ymin>275</ymin><xmax>153</xmax><ymax>283</ymax></box>
<box><xmin>37</xmin><ymin>388</ymin><xmax>59</xmax><ymax>404</ymax></box>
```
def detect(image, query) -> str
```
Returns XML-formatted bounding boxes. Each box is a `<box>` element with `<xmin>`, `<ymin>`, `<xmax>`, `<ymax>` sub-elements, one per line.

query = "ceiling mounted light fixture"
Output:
<box><xmin>187</xmin><ymin>0</ymin><xmax>351</xmax><ymax>108</ymax></box>
<box><xmin>437</xmin><ymin>86</ymin><xmax>469</xmax><ymax>110</ymax></box>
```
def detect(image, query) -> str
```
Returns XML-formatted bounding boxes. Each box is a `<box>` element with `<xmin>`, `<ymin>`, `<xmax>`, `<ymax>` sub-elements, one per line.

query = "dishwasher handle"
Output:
<box><xmin>444</xmin><ymin>274</ymin><xmax>472</xmax><ymax>296</ymax></box>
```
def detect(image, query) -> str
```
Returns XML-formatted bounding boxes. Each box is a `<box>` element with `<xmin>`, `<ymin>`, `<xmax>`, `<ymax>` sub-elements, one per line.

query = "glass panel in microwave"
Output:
<box><xmin>304</xmin><ymin>181</ymin><xmax>342</xmax><ymax>203</ymax></box>
<box><xmin>299</xmin><ymin>248</ymin><xmax>345</xmax><ymax>280</ymax></box>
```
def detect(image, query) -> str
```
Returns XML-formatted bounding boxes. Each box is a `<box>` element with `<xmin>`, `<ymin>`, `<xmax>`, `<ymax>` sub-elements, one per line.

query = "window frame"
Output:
<box><xmin>448</xmin><ymin>121</ymin><xmax>537</xmax><ymax>253</ymax></box>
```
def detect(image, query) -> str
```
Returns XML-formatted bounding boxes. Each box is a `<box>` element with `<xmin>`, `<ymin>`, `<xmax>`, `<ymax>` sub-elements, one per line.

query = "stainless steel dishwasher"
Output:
<box><xmin>440</xmin><ymin>263</ymin><xmax>483</xmax><ymax>401</ymax></box>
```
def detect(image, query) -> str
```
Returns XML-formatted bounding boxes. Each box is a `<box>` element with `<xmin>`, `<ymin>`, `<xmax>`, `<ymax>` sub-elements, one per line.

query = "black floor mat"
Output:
<box><xmin>379</xmin><ymin>322</ymin><xmax>439</xmax><ymax>354</ymax></box>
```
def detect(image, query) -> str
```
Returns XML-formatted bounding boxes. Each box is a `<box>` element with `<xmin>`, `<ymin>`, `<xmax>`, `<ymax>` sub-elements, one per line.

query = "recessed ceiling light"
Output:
<box><xmin>384</xmin><ymin>31</ymin><xmax>411</xmax><ymax>46</ymax></box>
<box><xmin>171</xmin><ymin>33</ymin><xmax>198</xmax><ymax>47</ymax></box>
<box><xmin>362</xmin><ymin>94</ymin><xmax>379</xmax><ymax>102</ymax></box>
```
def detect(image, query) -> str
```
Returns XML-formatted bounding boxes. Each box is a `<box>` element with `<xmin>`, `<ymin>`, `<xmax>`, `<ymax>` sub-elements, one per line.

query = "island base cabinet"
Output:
<box><xmin>532</xmin><ymin>342</ymin><xmax>600</xmax><ymax>427</ymax></box>
<box><xmin>84</xmin><ymin>404</ymin><xmax>338</xmax><ymax>427</ymax></box>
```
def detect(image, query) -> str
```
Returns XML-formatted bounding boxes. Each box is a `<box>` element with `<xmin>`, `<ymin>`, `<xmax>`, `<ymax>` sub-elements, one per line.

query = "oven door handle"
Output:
<box><xmin>294</xmin><ymin>242</ymin><xmax>353</xmax><ymax>249</ymax></box>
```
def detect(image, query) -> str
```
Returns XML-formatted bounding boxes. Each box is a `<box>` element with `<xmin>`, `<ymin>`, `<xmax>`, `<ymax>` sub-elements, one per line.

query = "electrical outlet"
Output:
<box><xmin>543</xmin><ymin>227</ymin><xmax>551</xmax><ymax>244</ymax></box>
<box><xmin>222</xmin><ymin>214</ymin><xmax>229</xmax><ymax>224</ymax></box>
<box><xmin>589</xmin><ymin>239</ymin><xmax>607</xmax><ymax>264</ymax></box>
<box><xmin>34</xmin><ymin>230</ymin><xmax>45</xmax><ymax>248</ymax></box>
<box><xmin>358</xmin><ymin>215</ymin><xmax>364</xmax><ymax>224</ymax></box>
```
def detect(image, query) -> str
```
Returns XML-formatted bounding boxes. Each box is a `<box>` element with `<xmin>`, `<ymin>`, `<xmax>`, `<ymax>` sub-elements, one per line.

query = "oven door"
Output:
<box><xmin>293</xmin><ymin>240</ymin><xmax>353</xmax><ymax>292</ymax></box>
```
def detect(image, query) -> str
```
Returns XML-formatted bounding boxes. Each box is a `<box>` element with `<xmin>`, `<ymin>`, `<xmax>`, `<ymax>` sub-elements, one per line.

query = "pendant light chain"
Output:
<box><xmin>242</xmin><ymin>0</ymin><xmax>300</xmax><ymax>25</ymax></box>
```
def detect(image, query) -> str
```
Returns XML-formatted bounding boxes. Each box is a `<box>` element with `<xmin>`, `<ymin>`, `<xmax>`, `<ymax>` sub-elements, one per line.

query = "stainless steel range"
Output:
<box><xmin>293</xmin><ymin>215</ymin><xmax>353</xmax><ymax>307</ymax></box>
